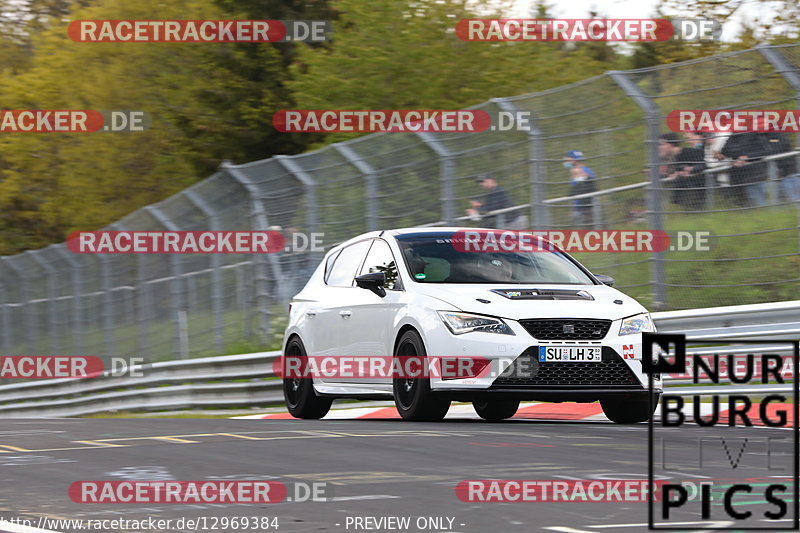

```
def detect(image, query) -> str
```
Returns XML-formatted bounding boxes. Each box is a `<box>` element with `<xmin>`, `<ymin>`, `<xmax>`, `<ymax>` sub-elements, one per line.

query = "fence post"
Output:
<box><xmin>275</xmin><ymin>155</ymin><xmax>319</xmax><ymax>254</ymax></box>
<box><xmin>28</xmin><ymin>250</ymin><xmax>60</xmax><ymax>355</ymax></box>
<box><xmin>492</xmin><ymin>98</ymin><xmax>549</xmax><ymax>228</ymax></box>
<box><xmin>235</xmin><ymin>263</ymin><xmax>250</xmax><ymax>339</ymax></box>
<box><xmin>0</xmin><ymin>281</ymin><xmax>9</xmax><ymax>354</ymax></box>
<box><xmin>767</xmin><ymin>161</ymin><xmax>779</xmax><ymax>204</ymax></box>
<box><xmin>221</xmin><ymin>161</ymin><xmax>280</xmax><ymax>343</ymax></box>
<box><xmin>703</xmin><ymin>169</ymin><xmax>715</xmax><ymax>210</ymax></box>
<box><xmin>144</xmin><ymin>206</ymin><xmax>187</xmax><ymax>359</ymax></box>
<box><xmin>97</xmin><ymin>254</ymin><xmax>116</xmax><ymax>357</ymax></box>
<box><xmin>609</xmin><ymin>71</ymin><xmax>667</xmax><ymax>309</ymax></box>
<box><xmin>416</xmin><ymin>132</ymin><xmax>455</xmax><ymax>224</ymax></box>
<box><xmin>135</xmin><ymin>254</ymin><xmax>152</xmax><ymax>360</ymax></box>
<box><xmin>184</xmin><ymin>189</ymin><xmax>224</xmax><ymax>354</ymax></box>
<box><xmin>1</xmin><ymin>257</ymin><xmax>33</xmax><ymax>349</ymax></box>
<box><xmin>335</xmin><ymin>142</ymin><xmax>379</xmax><ymax>231</ymax></box>
<box><xmin>758</xmin><ymin>45</ymin><xmax>800</xmax><ymax>101</ymax></box>
<box><xmin>53</xmin><ymin>246</ymin><xmax>84</xmax><ymax>355</ymax></box>
<box><xmin>275</xmin><ymin>155</ymin><xmax>321</xmax><ymax>300</ymax></box>
<box><xmin>249</xmin><ymin>198</ymin><xmax>272</xmax><ymax>342</ymax></box>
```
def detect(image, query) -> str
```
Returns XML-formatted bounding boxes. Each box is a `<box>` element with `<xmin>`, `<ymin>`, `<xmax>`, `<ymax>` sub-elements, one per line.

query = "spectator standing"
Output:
<box><xmin>657</xmin><ymin>133</ymin><xmax>681</xmax><ymax>180</ymax></box>
<box><xmin>659</xmin><ymin>133</ymin><xmax>706</xmax><ymax>210</ymax></box>
<box><xmin>675</xmin><ymin>132</ymin><xmax>708</xmax><ymax>210</ymax></box>
<box><xmin>703</xmin><ymin>131</ymin><xmax>733</xmax><ymax>200</ymax></box>
<box><xmin>759</xmin><ymin>130</ymin><xmax>798</xmax><ymax>203</ymax></box>
<box><xmin>465</xmin><ymin>175</ymin><xmax>511</xmax><ymax>227</ymax></box>
<box><xmin>564</xmin><ymin>150</ymin><xmax>596</xmax><ymax>226</ymax></box>
<box><xmin>721</xmin><ymin>130</ymin><xmax>769</xmax><ymax>207</ymax></box>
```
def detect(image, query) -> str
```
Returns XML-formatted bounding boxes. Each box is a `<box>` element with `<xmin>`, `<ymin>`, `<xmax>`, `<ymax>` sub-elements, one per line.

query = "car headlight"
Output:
<box><xmin>437</xmin><ymin>311</ymin><xmax>514</xmax><ymax>335</ymax></box>
<box><xmin>619</xmin><ymin>313</ymin><xmax>655</xmax><ymax>336</ymax></box>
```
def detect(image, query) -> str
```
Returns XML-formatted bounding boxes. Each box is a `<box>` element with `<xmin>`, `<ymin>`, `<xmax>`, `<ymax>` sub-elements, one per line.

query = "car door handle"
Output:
<box><xmin>339</xmin><ymin>310</ymin><xmax>352</xmax><ymax>319</ymax></box>
<box><xmin>305</xmin><ymin>310</ymin><xmax>317</xmax><ymax>317</ymax></box>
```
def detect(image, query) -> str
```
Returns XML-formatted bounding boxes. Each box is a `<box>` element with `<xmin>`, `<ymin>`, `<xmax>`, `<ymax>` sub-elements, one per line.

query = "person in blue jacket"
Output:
<box><xmin>564</xmin><ymin>150</ymin><xmax>596</xmax><ymax>226</ymax></box>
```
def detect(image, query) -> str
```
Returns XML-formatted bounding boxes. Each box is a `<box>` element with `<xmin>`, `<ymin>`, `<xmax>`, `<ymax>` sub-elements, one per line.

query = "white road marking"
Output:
<box><xmin>106</xmin><ymin>465</ymin><xmax>173</xmax><ymax>480</ymax></box>
<box><xmin>0</xmin><ymin>455</ymin><xmax>75</xmax><ymax>466</ymax></box>
<box><xmin>327</xmin><ymin>494</ymin><xmax>401</xmax><ymax>501</ymax></box>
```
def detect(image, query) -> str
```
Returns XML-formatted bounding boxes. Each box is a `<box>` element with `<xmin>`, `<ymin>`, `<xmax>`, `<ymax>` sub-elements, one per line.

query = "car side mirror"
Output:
<box><xmin>595</xmin><ymin>274</ymin><xmax>615</xmax><ymax>287</ymax></box>
<box><xmin>355</xmin><ymin>272</ymin><xmax>387</xmax><ymax>297</ymax></box>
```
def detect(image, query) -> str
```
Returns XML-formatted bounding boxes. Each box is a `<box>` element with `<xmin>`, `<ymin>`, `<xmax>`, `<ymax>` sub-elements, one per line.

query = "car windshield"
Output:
<box><xmin>396</xmin><ymin>234</ymin><xmax>596</xmax><ymax>284</ymax></box>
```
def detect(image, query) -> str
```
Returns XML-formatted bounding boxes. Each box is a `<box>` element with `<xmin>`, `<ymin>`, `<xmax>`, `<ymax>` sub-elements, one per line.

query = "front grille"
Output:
<box><xmin>519</xmin><ymin>318</ymin><xmax>611</xmax><ymax>340</ymax></box>
<box><xmin>492</xmin><ymin>348</ymin><xmax>640</xmax><ymax>388</ymax></box>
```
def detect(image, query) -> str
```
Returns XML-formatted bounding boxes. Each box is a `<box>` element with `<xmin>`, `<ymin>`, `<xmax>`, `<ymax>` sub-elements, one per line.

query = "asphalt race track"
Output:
<box><xmin>0</xmin><ymin>415</ymin><xmax>795</xmax><ymax>533</ymax></box>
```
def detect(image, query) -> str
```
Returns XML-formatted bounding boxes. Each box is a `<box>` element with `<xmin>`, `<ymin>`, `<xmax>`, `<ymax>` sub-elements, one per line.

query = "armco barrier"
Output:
<box><xmin>0</xmin><ymin>301</ymin><xmax>796</xmax><ymax>417</ymax></box>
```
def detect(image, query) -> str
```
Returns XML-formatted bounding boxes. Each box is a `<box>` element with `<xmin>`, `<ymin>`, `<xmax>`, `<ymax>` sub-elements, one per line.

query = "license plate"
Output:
<box><xmin>538</xmin><ymin>346</ymin><xmax>601</xmax><ymax>362</ymax></box>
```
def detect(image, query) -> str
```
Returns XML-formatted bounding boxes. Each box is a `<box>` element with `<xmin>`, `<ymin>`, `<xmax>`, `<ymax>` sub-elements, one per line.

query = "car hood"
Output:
<box><xmin>419</xmin><ymin>283</ymin><xmax>647</xmax><ymax>321</ymax></box>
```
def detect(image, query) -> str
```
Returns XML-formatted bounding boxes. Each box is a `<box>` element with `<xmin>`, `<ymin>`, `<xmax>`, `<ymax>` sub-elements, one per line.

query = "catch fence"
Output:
<box><xmin>1</xmin><ymin>44</ymin><xmax>799</xmax><ymax>361</ymax></box>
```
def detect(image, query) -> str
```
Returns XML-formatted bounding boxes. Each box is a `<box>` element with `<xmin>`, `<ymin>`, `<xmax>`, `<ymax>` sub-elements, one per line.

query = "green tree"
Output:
<box><xmin>287</xmin><ymin>0</ymin><xmax>610</xmax><ymax>144</ymax></box>
<box><xmin>0</xmin><ymin>0</ymin><xmax>307</xmax><ymax>253</ymax></box>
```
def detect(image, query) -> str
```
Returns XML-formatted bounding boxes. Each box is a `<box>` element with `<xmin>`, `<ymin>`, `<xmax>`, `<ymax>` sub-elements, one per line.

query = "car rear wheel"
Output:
<box><xmin>392</xmin><ymin>330</ymin><xmax>451</xmax><ymax>421</ymax></box>
<box><xmin>600</xmin><ymin>393</ymin><xmax>660</xmax><ymax>424</ymax></box>
<box><xmin>283</xmin><ymin>338</ymin><xmax>332</xmax><ymax>419</ymax></box>
<box><xmin>473</xmin><ymin>399</ymin><xmax>520</xmax><ymax>421</ymax></box>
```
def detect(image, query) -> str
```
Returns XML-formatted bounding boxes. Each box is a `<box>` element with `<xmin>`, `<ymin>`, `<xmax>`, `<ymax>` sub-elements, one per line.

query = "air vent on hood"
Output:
<box><xmin>489</xmin><ymin>288</ymin><xmax>594</xmax><ymax>301</ymax></box>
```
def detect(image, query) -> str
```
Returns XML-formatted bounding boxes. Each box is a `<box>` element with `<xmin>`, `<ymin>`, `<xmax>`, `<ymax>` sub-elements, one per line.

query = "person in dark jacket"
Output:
<box><xmin>465</xmin><ymin>175</ymin><xmax>511</xmax><ymax>227</ymax></box>
<box><xmin>659</xmin><ymin>133</ymin><xmax>706</xmax><ymax>210</ymax></box>
<box><xmin>721</xmin><ymin>131</ymin><xmax>769</xmax><ymax>206</ymax></box>
<box><xmin>760</xmin><ymin>131</ymin><xmax>798</xmax><ymax>203</ymax></box>
<box><xmin>674</xmin><ymin>132</ymin><xmax>708</xmax><ymax>210</ymax></box>
<box><xmin>657</xmin><ymin>133</ymin><xmax>681</xmax><ymax>180</ymax></box>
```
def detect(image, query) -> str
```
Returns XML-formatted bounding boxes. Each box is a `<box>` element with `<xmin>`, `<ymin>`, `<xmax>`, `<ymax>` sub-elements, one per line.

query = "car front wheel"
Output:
<box><xmin>600</xmin><ymin>393</ymin><xmax>660</xmax><ymax>424</ymax></box>
<box><xmin>392</xmin><ymin>330</ymin><xmax>451</xmax><ymax>421</ymax></box>
<box><xmin>473</xmin><ymin>399</ymin><xmax>520</xmax><ymax>421</ymax></box>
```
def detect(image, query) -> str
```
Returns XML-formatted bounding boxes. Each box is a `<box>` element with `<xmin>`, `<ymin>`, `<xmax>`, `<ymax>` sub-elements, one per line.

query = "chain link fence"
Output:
<box><xmin>1</xmin><ymin>44</ymin><xmax>799</xmax><ymax>362</ymax></box>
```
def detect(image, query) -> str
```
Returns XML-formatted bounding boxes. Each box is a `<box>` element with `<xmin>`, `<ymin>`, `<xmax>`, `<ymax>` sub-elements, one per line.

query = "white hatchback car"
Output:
<box><xmin>282</xmin><ymin>228</ymin><xmax>661</xmax><ymax>422</ymax></box>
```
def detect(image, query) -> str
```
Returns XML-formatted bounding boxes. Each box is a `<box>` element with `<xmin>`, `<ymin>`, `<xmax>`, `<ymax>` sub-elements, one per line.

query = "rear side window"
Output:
<box><xmin>326</xmin><ymin>241</ymin><xmax>371</xmax><ymax>287</ymax></box>
<box><xmin>323</xmin><ymin>250</ymin><xmax>341</xmax><ymax>284</ymax></box>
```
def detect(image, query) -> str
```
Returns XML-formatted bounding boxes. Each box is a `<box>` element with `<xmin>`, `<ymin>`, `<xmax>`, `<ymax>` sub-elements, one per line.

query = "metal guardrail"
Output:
<box><xmin>0</xmin><ymin>352</ymin><xmax>283</xmax><ymax>417</ymax></box>
<box><xmin>0</xmin><ymin>301</ymin><xmax>796</xmax><ymax>417</ymax></box>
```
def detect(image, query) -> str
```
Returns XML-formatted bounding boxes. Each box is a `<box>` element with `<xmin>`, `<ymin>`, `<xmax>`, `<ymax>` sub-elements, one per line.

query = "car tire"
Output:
<box><xmin>600</xmin><ymin>393</ymin><xmax>660</xmax><ymax>424</ymax></box>
<box><xmin>283</xmin><ymin>337</ymin><xmax>333</xmax><ymax>419</ymax></box>
<box><xmin>473</xmin><ymin>399</ymin><xmax>520</xmax><ymax>421</ymax></box>
<box><xmin>392</xmin><ymin>330</ymin><xmax>451</xmax><ymax>421</ymax></box>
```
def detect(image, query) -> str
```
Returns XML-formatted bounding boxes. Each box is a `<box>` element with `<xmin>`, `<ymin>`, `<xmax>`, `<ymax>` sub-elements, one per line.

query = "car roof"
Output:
<box><xmin>387</xmin><ymin>227</ymin><xmax>492</xmax><ymax>236</ymax></box>
<box><xmin>387</xmin><ymin>227</ymin><xmax>556</xmax><ymax>243</ymax></box>
<box><xmin>331</xmin><ymin>227</ymin><xmax>556</xmax><ymax>251</ymax></box>
<box><xmin>334</xmin><ymin>228</ymin><xmax>466</xmax><ymax>248</ymax></box>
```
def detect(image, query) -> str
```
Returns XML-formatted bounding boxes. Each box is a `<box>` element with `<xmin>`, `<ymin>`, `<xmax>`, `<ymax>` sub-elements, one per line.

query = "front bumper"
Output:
<box><xmin>425</xmin><ymin>316</ymin><xmax>662</xmax><ymax>397</ymax></box>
